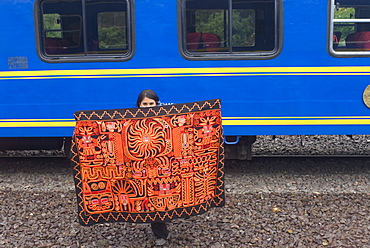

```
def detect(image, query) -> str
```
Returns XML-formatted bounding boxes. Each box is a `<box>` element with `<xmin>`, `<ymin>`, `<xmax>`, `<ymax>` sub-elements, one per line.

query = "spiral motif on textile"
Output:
<box><xmin>127</xmin><ymin>118</ymin><xmax>166</xmax><ymax>159</ymax></box>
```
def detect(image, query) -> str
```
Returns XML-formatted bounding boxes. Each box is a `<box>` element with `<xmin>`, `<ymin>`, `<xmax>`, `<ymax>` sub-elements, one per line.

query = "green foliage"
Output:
<box><xmin>43</xmin><ymin>14</ymin><xmax>62</xmax><ymax>38</ymax></box>
<box><xmin>232</xmin><ymin>10</ymin><xmax>255</xmax><ymax>46</ymax></box>
<box><xmin>196</xmin><ymin>11</ymin><xmax>225</xmax><ymax>40</ymax></box>
<box><xmin>334</xmin><ymin>8</ymin><xmax>355</xmax><ymax>43</ymax></box>
<box><xmin>99</xmin><ymin>26</ymin><xmax>126</xmax><ymax>49</ymax></box>
<box><xmin>98</xmin><ymin>12</ymin><xmax>126</xmax><ymax>49</ymax></box>
<box><xmin>195</xmin><ymin>9</ymin><xmax>255</xmax><ymax>47</ymax></box>
<box><xmin>334</xmin><ymin>7</ymin><xmax>355</xmax><ymax>19</ymax></box>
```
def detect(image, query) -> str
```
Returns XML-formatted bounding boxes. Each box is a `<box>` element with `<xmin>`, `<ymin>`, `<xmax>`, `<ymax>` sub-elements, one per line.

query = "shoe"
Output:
<box><xmin>155</xmin><ymin>233</ymin><xmax>170</xmax><ymax>246</ymax></box>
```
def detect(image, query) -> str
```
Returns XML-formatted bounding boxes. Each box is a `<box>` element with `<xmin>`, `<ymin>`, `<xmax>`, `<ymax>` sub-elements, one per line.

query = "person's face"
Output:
<box><xmin>140</xmin><ymin>97</ymin><xmax>156</xmax><ymax>108</ymax></box>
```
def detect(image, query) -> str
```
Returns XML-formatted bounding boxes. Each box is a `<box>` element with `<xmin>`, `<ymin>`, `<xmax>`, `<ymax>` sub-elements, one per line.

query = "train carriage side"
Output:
<box><xmin>0</xmin><ymin>0</ymin><xmax>370</xmax><ymax>154</ymax></box>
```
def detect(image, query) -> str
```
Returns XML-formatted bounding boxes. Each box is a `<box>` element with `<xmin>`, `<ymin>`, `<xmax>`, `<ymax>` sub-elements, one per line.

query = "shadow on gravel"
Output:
<box><xmin>0</xmin><ymin>157</ymin><xmax>72</xmax><ymax>174</ymax></box>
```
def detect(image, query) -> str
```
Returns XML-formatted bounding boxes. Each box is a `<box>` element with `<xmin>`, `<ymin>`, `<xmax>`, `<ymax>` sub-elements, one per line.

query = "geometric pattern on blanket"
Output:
<box><xmin>71</xmin><ymin>99</ymin><xmax>225</xmax><ymax>225</ymax></box>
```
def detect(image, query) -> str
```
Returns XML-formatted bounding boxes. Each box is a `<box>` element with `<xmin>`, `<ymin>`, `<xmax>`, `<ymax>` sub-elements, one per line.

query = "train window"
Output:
<box><xmin>329</xmin><ymin>0</ymin><xmax>370</xmax><ymax>57</ymax></box>
<box><xmin>35</xmin><ymin>0</ymin><xmax>134</xmax><ymax>62</ymax></box>
<box><xmin>179</xmin><ymin>0</ymin><xmax>282</xmax><ymax>60</ymax></box>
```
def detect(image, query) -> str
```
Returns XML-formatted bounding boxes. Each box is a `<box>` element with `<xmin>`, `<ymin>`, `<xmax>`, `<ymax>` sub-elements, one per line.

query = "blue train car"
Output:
<box><xmin>1</xmin><ymin>0</ymin><xmax>370</xmax><ymax>152</ymax></box>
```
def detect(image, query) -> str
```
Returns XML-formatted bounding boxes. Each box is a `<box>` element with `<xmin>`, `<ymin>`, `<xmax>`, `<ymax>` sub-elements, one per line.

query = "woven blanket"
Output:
<box><xmin>71</xmin><ymin>99</ymin><xmax>225</xmax><ymax>225</ymax></box>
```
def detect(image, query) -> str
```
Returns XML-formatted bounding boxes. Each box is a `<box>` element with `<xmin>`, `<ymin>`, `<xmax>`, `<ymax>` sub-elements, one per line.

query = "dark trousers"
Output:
<box><xmin>151</xmin><ymin>222</ymin><xmax>168</xmax><ymax>239</ymax></box>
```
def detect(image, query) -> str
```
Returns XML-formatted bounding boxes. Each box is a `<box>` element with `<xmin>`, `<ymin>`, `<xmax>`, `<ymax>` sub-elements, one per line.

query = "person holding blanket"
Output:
<box><xmin>136</xmin><ymin>89</ymin><xmax>170</xmax><ymax>246</ymax></box>
<box><xmin>71</xmin><ymin>90</ymin><xmax>225</xmax><ymax>247</ymax></box>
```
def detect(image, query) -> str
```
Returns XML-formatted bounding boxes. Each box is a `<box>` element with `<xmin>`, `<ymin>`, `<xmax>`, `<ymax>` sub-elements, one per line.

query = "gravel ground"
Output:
<box><xmin>252</xmin><ymin>135</ymin><xmax>370</xmax><ymax>156</ymax></box>
<box><xmin>1</xmin><ymin>135</ymin><xmax>370</xmax><ymax>247</ymax></box>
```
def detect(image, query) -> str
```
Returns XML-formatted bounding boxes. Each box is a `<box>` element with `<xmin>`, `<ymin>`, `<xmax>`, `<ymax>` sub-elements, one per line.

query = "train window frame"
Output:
<box><xmin>328</xmin><ymin>0</ymin><xmax>370</xmax><ymax>57</ymax></box>
<box><xmin>34</xmin><ymin>0</ymin><xmax>135</xmax><ymax>63</ymax></box>
<box><xmin>177</xmin><ymin>0</ymin><xmax>283</xmax><ymax>60</ymax></box>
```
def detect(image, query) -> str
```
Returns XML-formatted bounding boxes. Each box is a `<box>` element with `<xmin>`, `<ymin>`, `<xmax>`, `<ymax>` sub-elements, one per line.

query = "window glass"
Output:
<box><xmin>232</xmin><ymin>9</ymin><xmax>255</xmax><ymax>48</ymax></box>
<box><xmin>180</xmin><ymin>0</ymin><xmax>280</xmax><ymax>59</ymax></box>
<box><xmin>43</xmin><ymin>14</ymin><xmax>62</xmax><ymax>38</ymax></box>
<box><xmin>98</xmin><ymin>12</ymin><xmax>127</xmax><ymax>50</ymax></box>
<box><xmin>37</xmin><ymin>0</ymin><xmax>133</xmax><ymax>62</ymax></box>
<box><xmin>330</xmin><ymin>0</ymin><xmax>370</xmax><ymax>56</ymax></box>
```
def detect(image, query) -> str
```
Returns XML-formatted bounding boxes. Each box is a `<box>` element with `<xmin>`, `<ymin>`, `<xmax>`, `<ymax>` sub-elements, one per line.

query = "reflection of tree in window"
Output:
<box><xmin>98</xmin><ymin>12</ymin><xmax>127</xmax><ymax>50</ymax></box>
<box><xmin>195</xmin><ymin>9</ymin><xmax>255</xmax><ymax>48</ymax></box>
<box><xmin>195</xmin><ymin>10</ymin><xmax>226</xmax><ymax>46</ymax></box>
<box><xmin>232</xmin><ymin>10</ymin><xmax>255</xmax><ymax>47</ymax></box>
<box><xmin>43</xmin><ymin>14</ymin><xmax>62</xmax><ymax>38</ymax></box>
<box><xmin>334</xmin><ymin>8</ymin><xmax>355</xmax><ymax>46</ymax></box>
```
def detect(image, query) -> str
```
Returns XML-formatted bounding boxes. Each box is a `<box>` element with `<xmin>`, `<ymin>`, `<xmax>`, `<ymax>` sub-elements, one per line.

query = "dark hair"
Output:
<box><xmin>136</xmin><ymin>89</ymin><xmax>160</xmax><ymax>107</ymax></box>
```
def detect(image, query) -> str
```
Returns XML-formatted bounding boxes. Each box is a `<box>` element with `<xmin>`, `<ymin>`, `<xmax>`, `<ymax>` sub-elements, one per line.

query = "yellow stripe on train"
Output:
<box><xmin>222</xmin><ymin>119</ymin><xmax>370</xmax><ymax>126</ymax></box>
<box><xmin>1</xmin><ymin>66</ymin><xmax>370</xmax><ymax>79</ymax></box>
<box><xmin>0</xmin><ymin>116</ymin><xmax>370</xmax><ymax>127</ymax></box>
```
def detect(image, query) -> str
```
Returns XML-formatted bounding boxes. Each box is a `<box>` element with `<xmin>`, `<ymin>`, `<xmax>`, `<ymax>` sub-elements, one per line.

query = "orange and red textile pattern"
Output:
<box><xmin>71</xmin><ymin>99</ymin><xmax>225</xmax><ymax>226</ymax></box>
